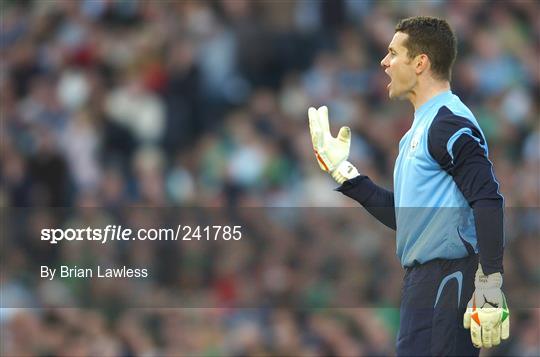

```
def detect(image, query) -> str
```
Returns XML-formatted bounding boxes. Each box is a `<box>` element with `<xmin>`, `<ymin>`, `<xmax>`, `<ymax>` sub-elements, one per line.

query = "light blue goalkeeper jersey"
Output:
<box><xmin>393</xmin><ymin>90</ymin><xmax>488</xmax><ymax>267</ymax></box>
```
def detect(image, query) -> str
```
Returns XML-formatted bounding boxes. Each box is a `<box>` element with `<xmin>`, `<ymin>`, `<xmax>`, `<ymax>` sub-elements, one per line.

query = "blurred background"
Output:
<box><xmin>1</xmin><ymin>0</ymin><xmax>539</xmax><ymax>356</ymax></box>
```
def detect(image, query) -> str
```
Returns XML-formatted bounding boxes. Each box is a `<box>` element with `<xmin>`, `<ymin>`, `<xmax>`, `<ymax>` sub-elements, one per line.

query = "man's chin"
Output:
<box><xmin>388</xmin><ymin>89</ymin><xmax>406</xmax><ymax>100</ymax></box>
<box><xmin>387</xmin><ymin>86</ymin><xmax>397</xmax><ymax>98</ymax></box>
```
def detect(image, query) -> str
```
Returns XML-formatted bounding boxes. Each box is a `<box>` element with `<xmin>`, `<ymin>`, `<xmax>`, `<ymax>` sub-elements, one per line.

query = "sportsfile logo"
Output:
<box><xmin>42</xmin><ymin>225</ymin><xmax>138</xmax><ymax>244</ymax></box>
<box><xmin>41</xmin><ymin>225</ymin><xmax>243</xmax><ymax>244</ymax></box>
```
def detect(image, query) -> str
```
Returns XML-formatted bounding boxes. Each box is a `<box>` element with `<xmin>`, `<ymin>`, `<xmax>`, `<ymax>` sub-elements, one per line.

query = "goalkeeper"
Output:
<box><xmin>309</xmin><ymin>17</ymin><xmax>509</xmax><ymax>356</ymax></box>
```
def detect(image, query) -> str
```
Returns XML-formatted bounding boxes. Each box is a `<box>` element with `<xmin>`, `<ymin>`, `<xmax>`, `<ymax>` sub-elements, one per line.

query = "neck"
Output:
<box><xmin>408</xmin><ymin>78</ymin><xmax>451</xmax><ymax>111</ymax></box>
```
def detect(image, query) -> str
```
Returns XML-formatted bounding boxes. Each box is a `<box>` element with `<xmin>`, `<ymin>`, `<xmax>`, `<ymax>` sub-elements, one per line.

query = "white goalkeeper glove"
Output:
<box><xmin>464</xmin><ymin>264</ymin><xmax>510</xmax><ymax>349</ymax></box>
<box><xmin>308</xmin><ymin>106</ymin><xmax>359</xmax><ymax>184</ymax></box>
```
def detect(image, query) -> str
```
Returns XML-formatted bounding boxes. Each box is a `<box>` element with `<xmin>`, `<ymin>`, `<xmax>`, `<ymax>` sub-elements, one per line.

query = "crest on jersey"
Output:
<box><xmin>410</xmin><ymin>129</ymin><xmax>423</xmax><ymax>152</ymax></box>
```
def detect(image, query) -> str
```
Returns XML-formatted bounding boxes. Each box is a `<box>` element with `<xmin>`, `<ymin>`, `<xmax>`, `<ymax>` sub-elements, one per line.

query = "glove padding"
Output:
<box><xmin>463</xmin><ymin>265</ymin><xmax>510</xmax><ymax>349</ymax></box>
<box><xmin>308</xmin><ymin>106</ymin><xmax>351</xmax><ymax>173</ymax></box>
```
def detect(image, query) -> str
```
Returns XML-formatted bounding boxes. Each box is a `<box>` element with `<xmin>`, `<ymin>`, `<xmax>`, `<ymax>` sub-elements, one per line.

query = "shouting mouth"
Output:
<box><xmin>385</xmin><ymin>70</ymin><xmax>392</xmax><ymax>90</ymax></box>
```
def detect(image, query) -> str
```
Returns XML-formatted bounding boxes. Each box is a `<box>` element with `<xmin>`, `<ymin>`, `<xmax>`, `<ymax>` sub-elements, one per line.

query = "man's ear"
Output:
<box><xmin>415</xmin><ymin>54</ymin><xmax>430</xmax><ymax>75</ymax></box>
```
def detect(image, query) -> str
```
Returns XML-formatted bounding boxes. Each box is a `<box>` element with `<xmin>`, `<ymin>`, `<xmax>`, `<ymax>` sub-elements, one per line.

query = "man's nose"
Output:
<box><xmin>380</xmin><ymin>55</ymin><xmax>389</xmax><ymax>68</ymax></box>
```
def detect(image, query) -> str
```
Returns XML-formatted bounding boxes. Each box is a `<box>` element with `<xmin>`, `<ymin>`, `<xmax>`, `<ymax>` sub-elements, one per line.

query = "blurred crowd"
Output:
<box><xmin>2</xmin><ymin>0</ymin><xmax>538</xmax><ymax>208</ymax></box>
<box><xmin>1</xmin><ymin>0</ymin><xmax>539</xmax><ymax>356</ymax></box>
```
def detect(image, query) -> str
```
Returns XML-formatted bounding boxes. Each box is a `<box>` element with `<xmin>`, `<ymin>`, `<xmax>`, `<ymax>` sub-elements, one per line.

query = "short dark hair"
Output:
<box><xmin>395</xmin><ymin>16</ymin><xmax>457</xmax><ymax>81</ymax></box>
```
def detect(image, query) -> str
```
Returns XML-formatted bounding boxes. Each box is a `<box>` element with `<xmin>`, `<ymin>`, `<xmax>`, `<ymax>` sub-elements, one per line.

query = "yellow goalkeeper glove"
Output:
<box><xmin>308</xmin><ymin>106</ymin><xmax>359</xmax><ymax>184</ymax></box>
<box><xmin>464</xmin><ymin>265</ymin><xmax>510</xmax><ymax>349</ymax></box>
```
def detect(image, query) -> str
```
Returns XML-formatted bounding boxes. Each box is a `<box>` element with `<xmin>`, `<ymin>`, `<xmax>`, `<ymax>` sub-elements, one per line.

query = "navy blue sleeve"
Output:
<box><xmin>336</xmin><ymin>175</ymin><xmax>396</xmax><ymax>230</ymax></box>
<box><xmin>428</xmin><ymin>106</ymin><xmax>504</xmax><ymax>274</ymax></box>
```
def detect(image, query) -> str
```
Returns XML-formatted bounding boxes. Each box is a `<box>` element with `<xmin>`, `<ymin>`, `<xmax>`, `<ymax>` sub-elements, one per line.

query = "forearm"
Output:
<box><xmin>473</xmin><ymin>198</ymin><xmax>504</xmax><ymax>275</ymax></box>
<box><xmin>336</xmin><ymin>175</ymin><xmax>396</xmax><ymax>230</ymax></box>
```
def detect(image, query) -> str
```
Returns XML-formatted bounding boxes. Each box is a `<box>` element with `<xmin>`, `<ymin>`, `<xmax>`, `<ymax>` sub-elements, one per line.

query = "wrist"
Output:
<box><xmin>331</xmin><ymin>161</ymin><xmax>360</xmax><ymax>184</ymax></box>
<box><xmin>476</xmin><ymin>264</ymin><xmax>503</xmax><ymax>289</ymax></box>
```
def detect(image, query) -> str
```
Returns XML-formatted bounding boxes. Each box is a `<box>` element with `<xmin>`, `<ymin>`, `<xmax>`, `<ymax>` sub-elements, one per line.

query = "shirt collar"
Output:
<box><xmin>414</xmin><ymin>90</ymin><xmax>453</xmax><ymax>120</ymax></box>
